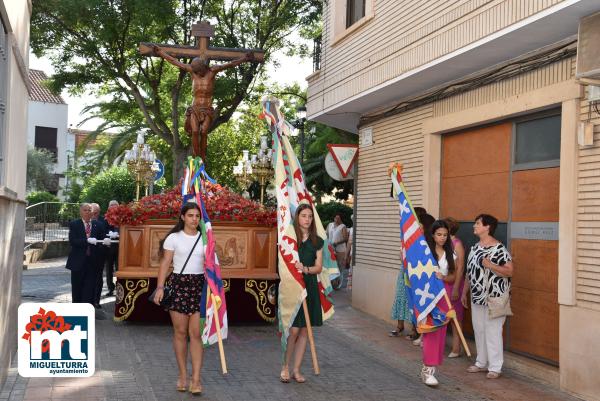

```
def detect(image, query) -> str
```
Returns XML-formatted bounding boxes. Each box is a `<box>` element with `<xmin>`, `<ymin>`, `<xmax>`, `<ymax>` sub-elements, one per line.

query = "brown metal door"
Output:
<box><xmin>441</xmin><ymin>122</ymin><xmax>559</xmax><ymax>364</ymax></box>
<box><xmin>441</xmin><ymin>122</ymin><xmax>512</xmax><ymax>338</ymax></box>
<box><xmin>509</xmin><ymin>168</ymin><xmax>559</xmax><ymax>363</ymax></box>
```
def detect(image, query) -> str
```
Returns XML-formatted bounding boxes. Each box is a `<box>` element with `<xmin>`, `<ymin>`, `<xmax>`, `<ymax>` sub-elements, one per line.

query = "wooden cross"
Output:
<box><xmin>139</xmin><ymin>20</ymin><xmax>265</xmax><ymax>62</ymax></box>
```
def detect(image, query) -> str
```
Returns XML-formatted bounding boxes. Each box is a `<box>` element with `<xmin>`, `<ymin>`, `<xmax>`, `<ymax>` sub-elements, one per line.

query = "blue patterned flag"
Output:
<box><xmin>389</xmin><ymin>163</ymin><xmax>453</xmax><ymax>333</ymax></box>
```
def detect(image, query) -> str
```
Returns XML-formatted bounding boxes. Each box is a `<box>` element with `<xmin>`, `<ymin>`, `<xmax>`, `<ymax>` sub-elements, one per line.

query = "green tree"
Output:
<box><xmin>80</xmin><ymin>166</ymin><xmax>137</xmax><ymax>210</ymax></box>
<box><xmin>26</xmin><ymin>147</ymin><xmax>56</xmax><ymax>193</ymax></box>
<box><xmin>300</xmin><ymin>123</ymin><xmax>357</xmax><ymax>203</ymax></box>
<box><xmin>206</xmin><ymin>82</ymin><xmax>310</xmax><ymax>189</ymax></box>
<box><xmin>31</xmin><ymin>0</ymin><xmax>322</xmax><ymax>181</ymax></box>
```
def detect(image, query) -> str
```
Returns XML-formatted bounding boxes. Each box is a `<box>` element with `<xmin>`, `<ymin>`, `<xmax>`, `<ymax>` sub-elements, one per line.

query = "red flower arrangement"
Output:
<box><xmin>105</xmin><ymin>181</ymin><xmax>276</xmax><ymax>227</ymax></box>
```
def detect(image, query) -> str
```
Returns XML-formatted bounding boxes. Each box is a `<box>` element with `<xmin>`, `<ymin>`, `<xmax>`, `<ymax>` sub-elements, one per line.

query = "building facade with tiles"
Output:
<box><xmin>307</xmin><ymin>1</ymin><xmax>600</xmax><ymax>399</ymax></box>
<box><xmin>27</xmin><ymin>69</ymin><xmax>70</xmax><ymax>198</ymax></box>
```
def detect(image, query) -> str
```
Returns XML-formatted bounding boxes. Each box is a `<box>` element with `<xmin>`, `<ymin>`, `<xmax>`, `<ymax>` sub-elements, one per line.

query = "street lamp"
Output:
<box><xmin>124</xmin><ymin>133</ymin><xmax>156</xmax><ymax>201</ymax></box>
<box><xmin>233</xmin><ymin>135</ymin><xmax>274</xmax><ymax>205</ymax></box>
<box><xmin>291</xmin><ymin>105</ymin><xmax>307</xmax><ymax>164</ymax></box>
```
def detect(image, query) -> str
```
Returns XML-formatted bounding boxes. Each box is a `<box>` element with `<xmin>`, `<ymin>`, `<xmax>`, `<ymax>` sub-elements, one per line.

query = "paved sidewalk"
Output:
<box><xmin>1</xmin><ymin>260</ymin><xmax>582</xmax><ymax>401</ymax></box>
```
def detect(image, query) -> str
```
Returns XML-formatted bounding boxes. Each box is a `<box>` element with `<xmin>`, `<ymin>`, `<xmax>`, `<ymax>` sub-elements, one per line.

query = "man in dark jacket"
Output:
<box><xmin>66</xmin><ymin>203</ymin><xmax>106</xmax><ymax>304</ymax></box>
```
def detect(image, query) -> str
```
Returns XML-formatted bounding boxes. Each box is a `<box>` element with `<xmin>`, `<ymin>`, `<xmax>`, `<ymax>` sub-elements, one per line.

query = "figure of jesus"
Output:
<box><xmin>152</xmin><ymin>45</ymin><xmax>255</xmax><ymax>159</ymax></box>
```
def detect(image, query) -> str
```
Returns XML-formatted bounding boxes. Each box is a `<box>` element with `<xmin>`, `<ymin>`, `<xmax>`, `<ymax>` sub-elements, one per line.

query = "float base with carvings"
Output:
<box><xmin>114</xmin><ymin>219</ymin><xmax>278</xmax><ymax>323</ymax></box>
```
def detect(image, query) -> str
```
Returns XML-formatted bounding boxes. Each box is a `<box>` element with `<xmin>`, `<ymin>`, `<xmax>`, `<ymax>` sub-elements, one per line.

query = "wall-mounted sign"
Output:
<box><xmin>359</xmin><ymin>127</ymin><xmax>373</xmax><ymax>147</ymax></box>
<box><xmin>510</xmin><ymin>222</ymin><xmax>558</xmax><ymax>241</ymax></box>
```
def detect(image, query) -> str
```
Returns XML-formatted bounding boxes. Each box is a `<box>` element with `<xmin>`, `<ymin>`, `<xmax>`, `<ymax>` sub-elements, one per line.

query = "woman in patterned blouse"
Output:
<box><xmin>461</xmin><ymin>214</ymin><xmax>514</xmax><ymax>379</ymax></box>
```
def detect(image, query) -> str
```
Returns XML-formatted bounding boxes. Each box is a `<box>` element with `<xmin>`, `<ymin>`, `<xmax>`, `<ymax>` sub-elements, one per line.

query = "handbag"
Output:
<box><xmin>487</xmin><ymin>293</ymin><xmax>513</xmax><ymax>319</ymax></box>
<box><xmin>483</xmin><ymin>245</ymin><xmax>513</xmax><ymax>319</ymax></box>
<box><xmin>148</xmin><ymin>232</ymin><xmax>202</xmax><ymax>307</ymax></box>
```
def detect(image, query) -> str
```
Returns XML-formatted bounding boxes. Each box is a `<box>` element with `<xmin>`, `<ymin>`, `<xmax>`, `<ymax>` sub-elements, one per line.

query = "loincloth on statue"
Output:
<box><xmin>185</xmin><ymin>105</ymin><xmax>214</xmax><ymax>134</ymax></box>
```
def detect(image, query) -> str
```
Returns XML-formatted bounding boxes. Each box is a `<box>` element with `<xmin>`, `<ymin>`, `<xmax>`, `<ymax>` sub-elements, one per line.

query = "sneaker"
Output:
<box><xmin>412</xmin><ymin>336</ymin><xmax>422</xmax><ymax>346</ymax></box>
<box><xmin>421</xmin><ymin>365</ymin><xmax>438</xmax><ymax>386</ymax></box>
<box><xmin>447</xmin><ymin>352</ymin><xmax>460</xmax><ymax>358</ymax></box>
<box><xmin>467</xmin><ymin>365</ymin><xmax>486</xmax><ymax>373</ymax></box>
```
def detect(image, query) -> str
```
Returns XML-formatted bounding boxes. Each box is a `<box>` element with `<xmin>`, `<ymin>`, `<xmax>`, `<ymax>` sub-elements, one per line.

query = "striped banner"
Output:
<box><xmin>261</xmin><ymin>97</ymin><xmax>337</xmax><ymax>353</ymax></box>
<box><xmin>182</xmin><ymin>157</ymin><xmax>228</xmax><ymax>346</ymax></box>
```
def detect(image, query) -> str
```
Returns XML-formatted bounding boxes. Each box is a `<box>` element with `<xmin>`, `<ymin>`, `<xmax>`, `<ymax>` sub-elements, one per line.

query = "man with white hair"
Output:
<box><xmin>66</xmin><ymin>203</ymin><xmax>105</xmax><ymax>305</ymax></box>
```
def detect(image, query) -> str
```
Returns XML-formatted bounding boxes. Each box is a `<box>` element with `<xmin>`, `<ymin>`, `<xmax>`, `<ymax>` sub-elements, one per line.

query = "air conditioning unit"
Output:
<box><xmin>576</xmin><ymin>12</ymin><xmax>600</xmax><ymax>80</ymax></box>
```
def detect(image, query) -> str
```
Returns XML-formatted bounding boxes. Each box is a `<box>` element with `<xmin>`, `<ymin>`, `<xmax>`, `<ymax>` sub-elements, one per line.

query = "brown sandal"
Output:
<box><xmin>292</xmin><ymin>372</ymin><xmax>306</xmax><ymax>383</ymax></box>
<box><xmin>176</xmin><ymin>378</ymin><xmax>187</xmax><ymax>392</ymax></box>
<box><xmin>280</xmin><ymin>367</ymin><xmax>290</xmax><ymax>383</ymax></box>
<box><xmin>189</xmin><ymin>383</ymin><xmax>202</xmax><ymax>396</ymax></box>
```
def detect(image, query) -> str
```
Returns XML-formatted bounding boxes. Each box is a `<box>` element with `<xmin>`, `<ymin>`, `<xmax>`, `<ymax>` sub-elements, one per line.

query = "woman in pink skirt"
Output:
<box><xmin>419</xmin><ymin>220</ymin><xmax>458</xmax><ymax>386</ymax></box>
<box><xmin>444</xmin><ymin>217</ymin><xmax>465</xmax><ymax>357</ymax></box>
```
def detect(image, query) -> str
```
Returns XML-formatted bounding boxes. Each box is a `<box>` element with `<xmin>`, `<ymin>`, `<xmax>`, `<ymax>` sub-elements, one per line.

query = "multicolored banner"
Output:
<box><xmin>260</xmin><ymin>97</ymin><xmax>337</xmax><ymax>353</ymax></box>
<box><xmin>389</xmin><ymin>163</ymin><xmax>453</xmax><ymax>333</ymax></box>
<box><xmin>182</xmin><ymin>157</ymin><xmax>228</xmax><ymax>346</ymax></box>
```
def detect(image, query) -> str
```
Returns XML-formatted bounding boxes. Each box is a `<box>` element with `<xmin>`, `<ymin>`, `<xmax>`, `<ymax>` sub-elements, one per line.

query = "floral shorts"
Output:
<box><xmin>165</xmin><ymin>273</ymin><xmax>205</xmax><ymax>315</ymax></box>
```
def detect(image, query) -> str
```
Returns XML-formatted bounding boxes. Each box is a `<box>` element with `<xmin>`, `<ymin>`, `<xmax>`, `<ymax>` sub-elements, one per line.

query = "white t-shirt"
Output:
<box><xmin>438</xmin><ymin>251</ymin><xmax>457</xmax><ymax>276</ymax></box>
<box><xmin>163</xmin><ymin>231</ymin><xmax>205</xmax><ymax>274</ymax></box>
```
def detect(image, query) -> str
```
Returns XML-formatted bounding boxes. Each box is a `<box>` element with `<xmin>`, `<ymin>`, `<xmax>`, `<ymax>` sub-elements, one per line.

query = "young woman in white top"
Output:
<box><xmin>154</xmin><ymin>202</ymin><xmax>205</xmax><ymax>395</ymax></box>
<box><xmin>419</xmin><ymin>220</ymin><xmax>457</xmax><ymax>386</ymax></box>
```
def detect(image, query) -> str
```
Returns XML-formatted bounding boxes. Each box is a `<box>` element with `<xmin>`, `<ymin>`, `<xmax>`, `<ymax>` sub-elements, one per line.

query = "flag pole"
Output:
<box><xmin>302</xmin><ymin>298</ymin><xmax>320</xmax><ymax>375</ymax></box>
<box><xmin>207</xmin><ymin>286</ymin><xmax>228</xmax><ymax>374</ymax></box>
<box><xmin>443</xmin><ymin>292</ymin><xmax>471</xmax><ymax>357</ymax></box>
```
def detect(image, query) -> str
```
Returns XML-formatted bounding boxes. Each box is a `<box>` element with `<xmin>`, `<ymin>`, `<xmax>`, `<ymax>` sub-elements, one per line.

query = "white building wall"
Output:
<box><xmin>27</xmin><ymin>101</ymin><xmax>69</xmax><ymax>197</ymax></box>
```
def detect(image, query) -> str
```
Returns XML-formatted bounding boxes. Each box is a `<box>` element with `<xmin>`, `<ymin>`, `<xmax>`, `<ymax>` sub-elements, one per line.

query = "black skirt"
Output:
<box><xmin>165</xmin><ymin>273</ymin><xmax>205</xmax><ymax>315</ymax></box>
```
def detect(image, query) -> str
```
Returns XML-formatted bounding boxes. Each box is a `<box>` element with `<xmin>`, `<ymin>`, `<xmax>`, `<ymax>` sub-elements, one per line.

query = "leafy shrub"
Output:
<box><xmin>80</xmin><ymin>166</ymin><xmax>136</xmax><ymax>211</ymax></box>
<box><xmin>58</xmin><ymin>203</ymin><xmax>81</xmax><ymax>226</ymax></box>
<box><xmin>80</xmin><ymin>165</ymin><xmax>165</xmax><ymax>212</ymax></box>
<box><xmin>316</xmin><ymin>201</ymin><xmax>353</xmax><ymax>228</ymax></box>
<box><xmin>26</xmin><ymin>191</ymin><xmax>59</xmax><ymax>206</ymax></box>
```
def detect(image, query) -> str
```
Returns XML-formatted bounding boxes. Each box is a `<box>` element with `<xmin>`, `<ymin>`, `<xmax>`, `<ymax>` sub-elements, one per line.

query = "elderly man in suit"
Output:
<box><xmin>66</xmin><ymin>203</ymin><xmax>108</xmax><ymax>306</ymax></box>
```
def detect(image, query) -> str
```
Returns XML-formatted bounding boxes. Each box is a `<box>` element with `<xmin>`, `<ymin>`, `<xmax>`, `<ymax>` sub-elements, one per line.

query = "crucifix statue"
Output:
<box><xmin>140</xmin><ymin>21</ymin><xmax>265</xmax><ymax>159</ymax></box>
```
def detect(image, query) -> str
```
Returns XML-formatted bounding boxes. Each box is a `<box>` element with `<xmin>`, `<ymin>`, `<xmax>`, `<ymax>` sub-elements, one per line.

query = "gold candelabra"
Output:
<box><xmin>233</xmin><ymin>136</ymin><xmax>274</xmax><ymax>205</ymax></box>
<box><xmin>125</xmin><ymin>135</ymin><xmax>157</xmax><ymax>201</ymax></box>
<box><xmin>253</xmin><ymin>159</ymin><xmax>273</xmax><ymax>205</ymax></box>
